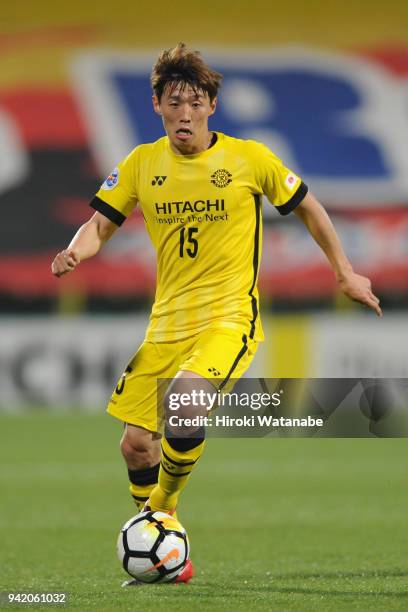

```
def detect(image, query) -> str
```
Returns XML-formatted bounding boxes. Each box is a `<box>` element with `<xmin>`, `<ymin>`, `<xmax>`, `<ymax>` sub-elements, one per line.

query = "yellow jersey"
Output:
<box><xmin>91</xmin><ymin>132</ymin><xmax>307</xmax><ymax>343</ymax></box>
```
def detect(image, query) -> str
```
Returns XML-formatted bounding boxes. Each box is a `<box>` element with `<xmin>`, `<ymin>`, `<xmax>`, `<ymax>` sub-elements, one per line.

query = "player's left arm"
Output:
<box><xmin>294</xmin><ymin>191</ymin><xmax>382</xmax><ymax>316</ymax></box>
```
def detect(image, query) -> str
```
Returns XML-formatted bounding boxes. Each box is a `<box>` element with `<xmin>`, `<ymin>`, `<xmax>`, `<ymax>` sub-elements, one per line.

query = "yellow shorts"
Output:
<box><xmin>107</xmin><ymin>326</ymin><xmax>258</xmax><ymax>433</ymax></box>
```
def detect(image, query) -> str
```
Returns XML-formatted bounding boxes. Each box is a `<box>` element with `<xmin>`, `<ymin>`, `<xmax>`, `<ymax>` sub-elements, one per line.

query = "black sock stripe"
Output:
<box><xmin>218</xmin><ymin>334</ymin><xmax>249</xmax><ymax>392</ymax></box>
<box><xmin>128</xmin><ymin>463</ymin><xmax>160</xmax><ymax>485</ymax></box>
<box><xmin>161</xmin><ymin>446</ymin><xmax>198</xmax><ymax>467</ymax></box>
<box><xmin>131</xmin><ymin>495</ymin><xmax>149</xmax><ymax>502</ymax></box>
<box><xmin>165</xmin><ymin>427</ymin><xmax>205</xmax><ymax>452</ymax></box>
<box><xmin>160</xmin><ymin>462</ymin><xmax>192</xmax><ymax>478</ymax></box>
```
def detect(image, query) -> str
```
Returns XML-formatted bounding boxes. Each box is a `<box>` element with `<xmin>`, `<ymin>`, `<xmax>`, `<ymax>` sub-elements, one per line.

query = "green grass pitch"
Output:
<box><xmin>1</xmin><ymin>413</ymin><xmax>407</xmax><ymax>611</ymax></box>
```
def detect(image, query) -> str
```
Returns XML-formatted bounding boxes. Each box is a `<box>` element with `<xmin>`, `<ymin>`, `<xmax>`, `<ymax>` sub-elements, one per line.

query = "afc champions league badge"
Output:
<box><xmin>101</xmin><ymin>167</ymin><xmax>119</xmax><ymax>190</ymax></box>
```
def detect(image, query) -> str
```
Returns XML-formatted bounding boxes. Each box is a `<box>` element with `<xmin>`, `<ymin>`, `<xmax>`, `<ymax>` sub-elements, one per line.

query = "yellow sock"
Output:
<box><xmin>149</xmin><ymin>437</ymin><xmax>205</xmax><ymax>512</ymax></box>
<box><xmin>127</xmin><ymin>463</ymin><xmax>160</xmax><ymax>511</ymax></box>
<box><xmin>129</xmin><ymin>482</ymin><xmax>156</xmax><ymax>511</ymax></box>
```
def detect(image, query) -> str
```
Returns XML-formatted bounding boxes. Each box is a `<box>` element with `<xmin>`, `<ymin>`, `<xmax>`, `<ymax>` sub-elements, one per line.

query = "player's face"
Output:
<box><xmin>153</xmin><ymin>84</ymin><xmax>217</xmax><ymax>155</ymax></box>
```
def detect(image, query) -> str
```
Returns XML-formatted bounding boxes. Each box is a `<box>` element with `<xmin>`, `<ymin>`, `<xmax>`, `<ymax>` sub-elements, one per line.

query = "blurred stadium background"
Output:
<box><xmin>1</xmin><ymin>1</ymin><xmax>408</xmax><ymax>410</ymax></box>
<box><xmin>1</xmin><ymin>3</ymin><xmax>408</xmax><ymax>608</ymax></box>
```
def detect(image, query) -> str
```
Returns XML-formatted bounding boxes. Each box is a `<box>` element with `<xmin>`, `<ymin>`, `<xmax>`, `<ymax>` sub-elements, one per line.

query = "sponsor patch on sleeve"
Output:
<box><xmin>285</xmin><ymin>172</ymin><xmax>299</xmax><ymax>190</ymax></box>
<box><xmin>101</xmin><ymin>167</ymin><xmax>119</xmax><ymax>190</ymax></box>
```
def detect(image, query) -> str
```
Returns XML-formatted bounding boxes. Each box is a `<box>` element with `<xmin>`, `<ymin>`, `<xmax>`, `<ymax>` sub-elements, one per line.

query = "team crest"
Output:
<box><xmin>211</xmin><ymin>168</ymin><xmax>232</xmax><ymax>188</ymax></box>
<box><xmin>101</xmin><ymin>167</ymin><xmax>119</xmax><ymax>190</ymax></box>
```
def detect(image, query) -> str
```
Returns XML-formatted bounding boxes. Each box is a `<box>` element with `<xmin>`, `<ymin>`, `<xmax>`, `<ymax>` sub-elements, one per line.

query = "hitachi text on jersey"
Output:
<box><xmin>155</xmin><ymin>199</ymin><xmax>225</xmax><ymax>215</ymax></box>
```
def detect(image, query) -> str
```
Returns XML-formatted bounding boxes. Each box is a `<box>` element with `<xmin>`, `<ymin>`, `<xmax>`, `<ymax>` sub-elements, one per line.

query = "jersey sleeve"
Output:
<box><xmin>90</xmin><ymin>147</ymin><xmax>139</xmax><ymax>226</ymax></box>
<box><xmin>251</xmin><ymin>142</ymin><xmax>308</xmax><ymax>215</ymax></box>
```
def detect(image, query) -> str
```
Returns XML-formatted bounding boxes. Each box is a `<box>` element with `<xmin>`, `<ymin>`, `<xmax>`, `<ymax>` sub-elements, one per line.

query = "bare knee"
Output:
<box><xmin>164</xmin><ymin>370</ymin><xmax>214</xmax><ymax>437</ymax></box>
<box><xmin>120</xmin><ymin>425</ymin><xmax>160</xmax><ymax>469</ymax></box>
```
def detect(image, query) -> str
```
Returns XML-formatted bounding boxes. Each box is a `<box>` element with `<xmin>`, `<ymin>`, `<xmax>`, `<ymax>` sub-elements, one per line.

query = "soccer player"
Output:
<box><xmin>51</xmin><ymin>43</ymin><xmax>382</xmax><ymax>583</ymax></box>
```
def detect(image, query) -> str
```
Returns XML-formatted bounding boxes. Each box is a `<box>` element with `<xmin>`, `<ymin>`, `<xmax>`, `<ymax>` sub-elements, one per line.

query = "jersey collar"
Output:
<box><xmin>165</xmin><ymin>131</ymin><xmax>223</xmax><ymax>160</ymax></box>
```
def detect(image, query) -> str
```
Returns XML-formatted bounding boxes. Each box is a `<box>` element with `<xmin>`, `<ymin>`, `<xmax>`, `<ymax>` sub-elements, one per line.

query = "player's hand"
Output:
<box><xmin>51</xmin><ymin>249</ymin><xmax>80</xmax><ymax>277</ymax></box>
<box><xmin>338</xmin><ymin>272</ymin><xmax>382</xmax><ymax>316</ymax></box>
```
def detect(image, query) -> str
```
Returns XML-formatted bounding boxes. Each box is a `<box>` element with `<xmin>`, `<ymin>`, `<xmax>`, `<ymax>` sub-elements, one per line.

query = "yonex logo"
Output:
<box><xmin>208</xmin><ymin>367</ymin><xmax>221</xmax><ymax>376</ymax></box>
<box><xmin>152</xmin><ymin>176</ymin><xmax>167</xmax><ymax>186</ymax></box>
<box><xmin>162</xmin><ymin>459</ymin><xmax>175</xmax><ymax>471</ymax></box>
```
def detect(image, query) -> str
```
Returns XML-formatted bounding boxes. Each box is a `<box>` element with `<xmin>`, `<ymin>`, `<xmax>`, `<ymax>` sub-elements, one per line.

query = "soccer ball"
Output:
<box><xmin>117</xmin><ymin>511</ymin><xmax>189</xmax><ymax>583</ymax></box>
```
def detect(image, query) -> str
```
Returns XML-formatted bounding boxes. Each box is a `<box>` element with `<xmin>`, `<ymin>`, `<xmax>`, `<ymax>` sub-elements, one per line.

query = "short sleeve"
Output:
<box><xmin>251</xmin><ymin>142</ymin><xmax>308</xmax><ymax>216</ymax></box>
<box><xmin>90</xmin><ymin>147</ymin><xmax>139</xmax><ymax>226</ymax></box>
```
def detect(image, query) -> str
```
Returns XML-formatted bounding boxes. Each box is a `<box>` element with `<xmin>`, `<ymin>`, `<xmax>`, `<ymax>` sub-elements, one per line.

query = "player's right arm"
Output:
<box><xmin>51</xmin><ymin>212</ymin><xmax>118</xmax><ymax>277</ymax></box>
<box><xmin>52</xmin><ymin>148</ymin><xmax>140</xmax><ymax>278</ymax></box>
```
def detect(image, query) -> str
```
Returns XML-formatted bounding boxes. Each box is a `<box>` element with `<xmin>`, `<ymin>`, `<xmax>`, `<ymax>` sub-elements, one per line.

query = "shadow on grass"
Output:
<box><xmin>272</xmin><ymin>569</ymin><xmax>408</xmax><ymax>580</ymax></box>
<box><xmin>255</xmin><ymin>587</ymin><xmax>408</xmax><ymax>599</ymax></box>
<box><xmin>117</xmin><ymin>569</ymin><xmax>408</xmax><ymax>602</ymax></box>
<box><xmin>189</xmin><ymin>585</ymin><xmax>408</xmax><ymax>601</ymax></box>
<box><xmin>193</xmin><ymin>569</ymin><xmax>408</xmax><ymax>600</ymax></box>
